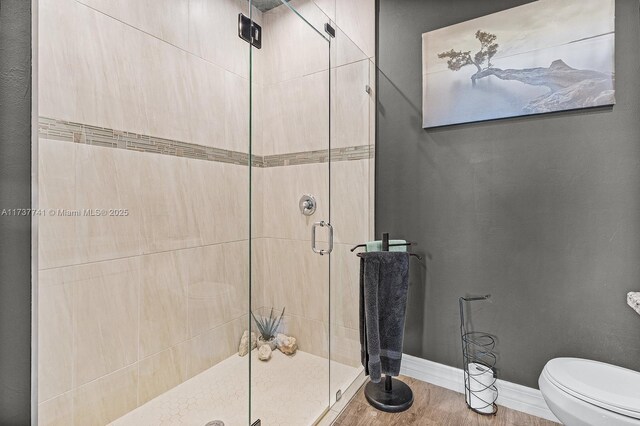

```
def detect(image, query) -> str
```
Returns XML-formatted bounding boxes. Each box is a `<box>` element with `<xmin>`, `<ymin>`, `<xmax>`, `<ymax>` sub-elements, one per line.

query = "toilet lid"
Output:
<box><xmin>545</xmin><ymin>358</ymin><xmax>640</xmax><ymax>419</ymax></box>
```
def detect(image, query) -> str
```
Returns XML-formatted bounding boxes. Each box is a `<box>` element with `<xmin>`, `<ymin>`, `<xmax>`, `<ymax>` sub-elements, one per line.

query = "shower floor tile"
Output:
<box><xmin>110</xmin><ymin>350</ymin><xmax>361</xmax><ymax>426</ymax></box>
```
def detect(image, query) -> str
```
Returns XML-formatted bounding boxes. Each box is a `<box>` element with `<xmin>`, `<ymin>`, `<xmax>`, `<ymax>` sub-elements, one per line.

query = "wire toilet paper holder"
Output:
<box><xmin>459</xmin><ymin>295</ymin><xmax>498</xmax><ymax>415</ymax></box>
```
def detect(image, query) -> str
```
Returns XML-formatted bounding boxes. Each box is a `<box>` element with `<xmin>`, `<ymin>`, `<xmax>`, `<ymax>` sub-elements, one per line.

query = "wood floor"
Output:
<box><xmin>334</xmin><ymin>376</ymin><xmax>558</xmax><ymax>426</ymax></box>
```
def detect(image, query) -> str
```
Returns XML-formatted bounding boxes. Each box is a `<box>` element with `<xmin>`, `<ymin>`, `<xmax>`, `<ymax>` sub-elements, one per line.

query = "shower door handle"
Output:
<box><xmin>311</xmin><ymin>221</ymin><xmax>333</xmax><ymax>255</ymax></box>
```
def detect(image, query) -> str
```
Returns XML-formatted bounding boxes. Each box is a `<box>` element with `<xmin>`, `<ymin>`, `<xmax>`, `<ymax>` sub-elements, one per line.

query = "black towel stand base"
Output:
<box><xmin>362</xmin><ymin>233</ymin><xmax>414</xmax><ymax>413</ymax></box>
<box><xmin>364</xmin><ymin>375</ymin><xmax>414</xmax><ymax>413</ymax></box>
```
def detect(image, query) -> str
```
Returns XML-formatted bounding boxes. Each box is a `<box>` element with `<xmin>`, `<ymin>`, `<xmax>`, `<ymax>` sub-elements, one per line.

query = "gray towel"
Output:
<box><xmin>359</xmin><ymin>251</ymin><xmax>410</xmax><ymax>383</ymax></box>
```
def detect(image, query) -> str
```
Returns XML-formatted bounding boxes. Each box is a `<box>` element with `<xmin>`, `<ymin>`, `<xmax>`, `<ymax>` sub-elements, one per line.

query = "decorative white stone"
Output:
<box><xmin>276</xmin><ymin>333</ymin><xmax>298</xmax><ymax>356</ymax></box>
<box><xmin>628</xmin><ymin>292</ymin><xmax>640</xmax><ymax>316</ymax></box>
<box><xmin>258</xmin><ymin>344</ymin><xmax>272</xmax><ymax>361</ymax></box>
<box><xmin>238</xmin><ymin>330</ymin><xmax>257</xmax><ymax>357</ymax></box>
<box><xmin>257</xmin><ymin>336</ymin><xmax>277</xmax><ymax>351</ymax></box>
<box><xmin>238</xmin><ymin>331</ymin><xmax>249</xmax><ymax>357</ymax></box>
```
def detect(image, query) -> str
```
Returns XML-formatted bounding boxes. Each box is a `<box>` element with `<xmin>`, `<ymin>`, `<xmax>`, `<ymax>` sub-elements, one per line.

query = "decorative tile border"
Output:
<box><xmin>38</xmin><ymin>117</ymin><xmax>374</xmax><ymax>167</ymax></box>
<box><xmin>38</xmin><ymin>117</ymin><xmax>258</xmax><ymax>166</ymax></box>
<box><xmin>262</xmin><ymin>145</ymin><xmax>373</xmax><ymax>167</ymax></box>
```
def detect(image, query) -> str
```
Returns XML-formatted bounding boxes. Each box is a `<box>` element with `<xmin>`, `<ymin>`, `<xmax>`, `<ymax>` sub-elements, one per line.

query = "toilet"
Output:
<box><xmin>539</xmin><ymin>358</ymin><xmax>640</xmax><ymax>425</ymax></box>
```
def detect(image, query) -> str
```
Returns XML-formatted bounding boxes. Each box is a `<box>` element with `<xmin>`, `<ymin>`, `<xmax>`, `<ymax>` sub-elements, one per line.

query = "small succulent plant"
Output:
<box><xmin>251</xmin><ymin>307</ymin><xmax>285</xmax><ymax>341</ymax></box>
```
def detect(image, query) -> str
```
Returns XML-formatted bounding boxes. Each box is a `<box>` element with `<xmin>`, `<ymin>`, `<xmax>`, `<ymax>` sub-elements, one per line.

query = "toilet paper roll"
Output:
<box><xmin>465</xmin><ymin>362</ymin><xmax>497</xmax><ymax>414</ymax></box>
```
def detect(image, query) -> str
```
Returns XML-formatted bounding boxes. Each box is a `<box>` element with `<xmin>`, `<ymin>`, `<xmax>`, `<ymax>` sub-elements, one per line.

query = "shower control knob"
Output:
<box><xmin>299</xmin><ymin>194</ymin><xmax>317</xmax><ymax>216</ymax></box>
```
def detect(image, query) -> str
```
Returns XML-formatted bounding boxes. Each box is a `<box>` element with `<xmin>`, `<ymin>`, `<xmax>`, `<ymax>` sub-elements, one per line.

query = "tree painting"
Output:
<box><xmin>437</xmin><ymin>31</ymin><xmax>499</xmax><ymax>86</ymax></box>
<box><xmin>422</xmin><ymin>0</ymin><xmax>615</xmax><ymax>128</ymax></box>
<box><xmin>437</xmin><ymin>30</ymin><xmax>615</xmax><ymax>114</ymax></box>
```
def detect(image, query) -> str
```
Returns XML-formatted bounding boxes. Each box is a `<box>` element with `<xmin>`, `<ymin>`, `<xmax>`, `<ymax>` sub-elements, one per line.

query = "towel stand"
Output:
<box><xmin>350</xmin><ymin>240</ymin><xmax>417</xmax><ymax>253</ymax></box>
<box><xmin>361</xmin><ymin>233</ymin><xmax>415</xmax><ymax>413</ymax></box>
<box><xmin>353</xmin><ymin>234</ymin><xmax>423</xmax><ymax>260</ymax></box>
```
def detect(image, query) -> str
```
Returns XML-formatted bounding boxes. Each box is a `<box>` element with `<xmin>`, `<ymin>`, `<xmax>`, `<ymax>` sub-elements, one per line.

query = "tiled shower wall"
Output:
<box><xmin>37</xmin><ymin>0</ymin><xmax>374</xmax><ymax>424</ymax></box>
<box><xmin>37</xmin><ymin>0</ymin><xmax>259</xmax><ymax>424</ymax></box>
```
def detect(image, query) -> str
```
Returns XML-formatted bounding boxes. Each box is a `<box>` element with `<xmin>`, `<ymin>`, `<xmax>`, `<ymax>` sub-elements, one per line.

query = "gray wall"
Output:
<box><xmin>0</xmin><ymin>0</ymin><xmax>33</xmax><ymax>423</ymax></box>
<box><xmin>377</xmin><ymin>0</ymin><xmax>640</xmax><ymax>388</ymax></box>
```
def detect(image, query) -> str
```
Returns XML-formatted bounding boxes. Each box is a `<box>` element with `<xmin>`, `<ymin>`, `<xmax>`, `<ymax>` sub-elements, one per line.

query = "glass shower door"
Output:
<box><xmin>249</xmin><ymin>1</ymin><xmax>332</xmax><ymax>424</ymax></box>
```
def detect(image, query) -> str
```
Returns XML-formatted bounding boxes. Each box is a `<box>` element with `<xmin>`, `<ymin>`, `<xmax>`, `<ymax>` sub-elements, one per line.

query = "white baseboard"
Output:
<box><xmin>400</xmin><ymin>354</ymin><xmax>559</xmax><ymax>423</ymax></box>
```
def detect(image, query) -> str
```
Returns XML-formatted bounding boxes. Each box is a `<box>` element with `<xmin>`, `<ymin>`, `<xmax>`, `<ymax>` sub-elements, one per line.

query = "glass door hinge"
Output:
<box><xmin>238</xmin><ymin>13</ymin><xmax>262</xmax><ymax>49</ymax></box>
<box><xmin>325</xmin><ymin>23</ymin><xmax>336</xmax><ymax>38</ymax></box>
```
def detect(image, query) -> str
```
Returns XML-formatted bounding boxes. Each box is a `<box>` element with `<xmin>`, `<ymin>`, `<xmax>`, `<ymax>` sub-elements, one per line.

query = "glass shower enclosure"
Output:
<box><xmin>250</xmin><ymin>1</ymin><xmax>334</xmax><ymax>424</ymax></box>
<box><xmin>35</xmin><ymin>0</ymin><xmax>373</xmax><ymax>424</ymax></box>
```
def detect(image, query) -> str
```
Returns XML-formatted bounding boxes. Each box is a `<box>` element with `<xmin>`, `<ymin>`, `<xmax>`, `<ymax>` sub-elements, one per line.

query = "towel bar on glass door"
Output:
<box><xmin>311</xmin><ymin>221</ymin><xmax>333</xmax><ymax>255</ymax></box>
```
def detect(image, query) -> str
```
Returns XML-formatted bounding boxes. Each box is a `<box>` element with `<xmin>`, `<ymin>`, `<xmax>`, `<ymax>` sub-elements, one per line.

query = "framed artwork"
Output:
<box><xmin>422</xmin><ymin>0</ymin><xmax>615</xmax><ymax>128</ymax></box>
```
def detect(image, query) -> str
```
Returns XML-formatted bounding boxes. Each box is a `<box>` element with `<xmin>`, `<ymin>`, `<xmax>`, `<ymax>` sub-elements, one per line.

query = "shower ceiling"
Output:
<box><xmin>250</xmin><ymin>0</ymin><xmax>284</xmax><ymax>12</ymax></box>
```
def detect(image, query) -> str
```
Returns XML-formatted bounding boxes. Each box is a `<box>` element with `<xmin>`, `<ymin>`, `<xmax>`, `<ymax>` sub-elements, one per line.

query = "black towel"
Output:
<box><xmin>359</xmin><ymin>251</ymin><xmax>410</xmax><ymax>383</ymax></box>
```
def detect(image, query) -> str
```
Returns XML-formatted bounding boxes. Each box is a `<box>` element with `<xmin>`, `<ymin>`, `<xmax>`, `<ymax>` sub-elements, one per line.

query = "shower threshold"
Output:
<box><xmin>110</xmin><ymin>350</ymin><xmax>360</xmax><ymax>426</ymax></box>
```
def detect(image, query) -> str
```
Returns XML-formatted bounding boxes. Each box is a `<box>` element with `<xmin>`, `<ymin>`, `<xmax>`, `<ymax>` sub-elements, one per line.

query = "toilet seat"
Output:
<box><xmin>543</xmin><ymin>358</ymin><xmax>640</xmax><ymax>420</ymax></box>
